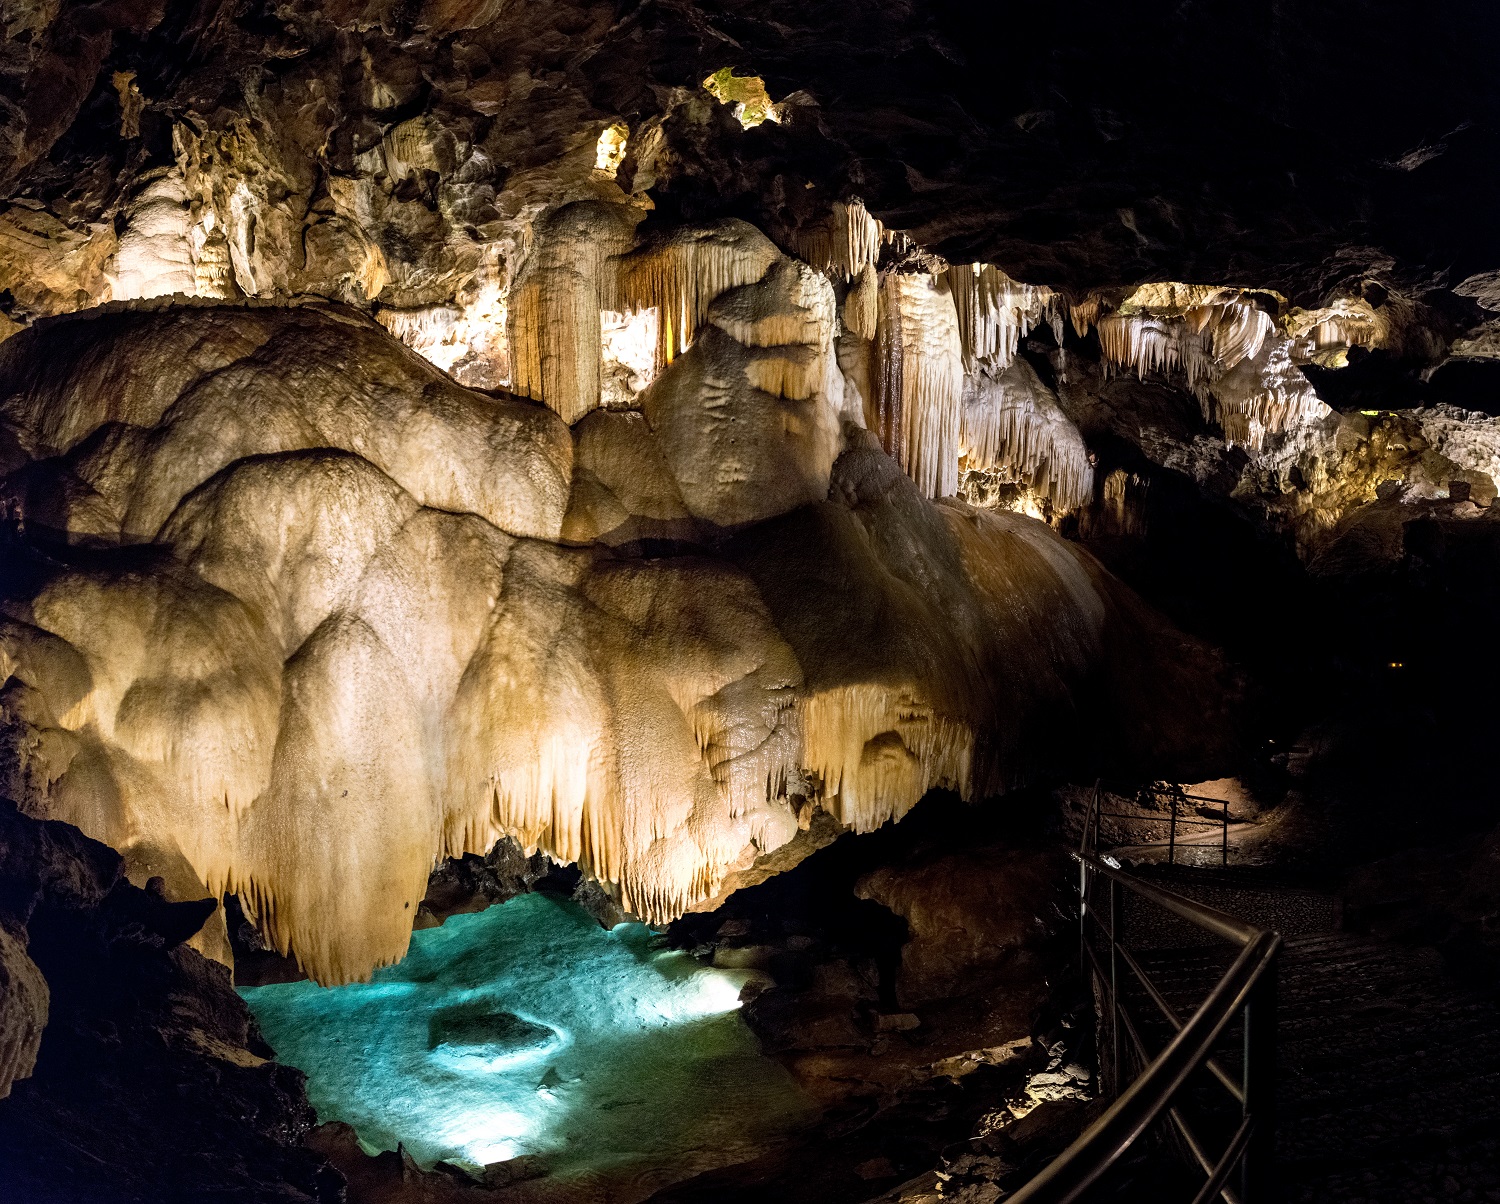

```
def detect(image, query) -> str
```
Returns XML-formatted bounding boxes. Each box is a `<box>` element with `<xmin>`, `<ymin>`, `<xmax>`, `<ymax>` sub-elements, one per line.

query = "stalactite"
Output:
<box><xmin>1204</xmin><ymin>339</ymin><xmax>1327</xmax><ymax>449</ymax></box>
<box><xmin>945</xmin><ymin>263</ymin><xmax>1060</xmax><ymax>370</ymax></box>
<box><xmin>1069</xmin><ymin>296</ymin><xmax>1101</xmax><ymax>337</ymax></box>
<box><xmin>959</xmin><ymin>358</ymin><xmax>1094</xmax><ymax>513</ymax></box>
<box><xmin>787</xmin><ymin>199</ymin><xmax>883</xmax><ymax>283</ymax></box>
<box><xmin>1</xmin><ymin>275</ymin><xmax>1230</xmax><ymax>987</ymax></box>
<box><xmin>613</xmin><ymin>219</ymin><xmax>783</xmax><ymax>372</ymax></box>
<box><xmin>876</xmin><ymin>272</ymin><xmax>964</xmax><ymax>498</ymax></box>
<box><xmin>507</xmin><ymin>202</ymin><xmax>639</xmax><ymax>425</ymax></box>
<box><xmin>1094</xmin><ymin>293</ymin><xmax>1350</xmax><ymax>450</ymax></box>
<box><xmin>800</xmin><ymin>685</ymin><xmax>974</xmax><ymax>834</ymax></box>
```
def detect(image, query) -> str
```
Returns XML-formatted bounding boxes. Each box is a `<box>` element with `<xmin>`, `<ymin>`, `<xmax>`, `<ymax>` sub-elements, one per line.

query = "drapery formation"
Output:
<box><xmin>0</xmin><ymin>288</ymin><xmax>1229</xmax><ymax>984</ymax></box>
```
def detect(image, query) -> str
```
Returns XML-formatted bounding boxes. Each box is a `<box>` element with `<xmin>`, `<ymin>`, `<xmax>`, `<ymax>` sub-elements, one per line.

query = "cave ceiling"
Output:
<box><xmin>4</xmin><ymin>0</ymin><xmax>1498</xmax><ymax>314</ymax></box>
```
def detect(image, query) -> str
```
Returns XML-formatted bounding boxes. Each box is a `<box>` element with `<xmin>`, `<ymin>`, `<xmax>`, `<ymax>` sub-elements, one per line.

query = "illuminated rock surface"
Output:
<box><xmin>242</xmin><ymin>892</ymin><xmax>816</xmax><ymax>1193</ymax></box>
<box><xmin>0</xmin><ymin>3</ymin><xmax>1494</xmax><ymax>1198</ymax></box>
<box><xmin>0</xmin><ymin>301</ymin><xmax>1230</xmax><ymax>987</ymax></box>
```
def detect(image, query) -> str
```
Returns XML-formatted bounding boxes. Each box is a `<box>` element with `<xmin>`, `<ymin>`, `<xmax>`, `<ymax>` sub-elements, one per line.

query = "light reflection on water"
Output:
<box><xmin>240</xmin><ymin>893</ymin><xmax>815</xmax><ymax>1184</ymax></box>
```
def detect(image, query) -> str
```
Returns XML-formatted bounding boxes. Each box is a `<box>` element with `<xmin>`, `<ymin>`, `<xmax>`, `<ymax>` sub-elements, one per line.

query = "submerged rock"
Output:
<box><xmin>428</xmin><ymin>1007</ymin><xmax>561</xmax><ymax>1061</ymax></box>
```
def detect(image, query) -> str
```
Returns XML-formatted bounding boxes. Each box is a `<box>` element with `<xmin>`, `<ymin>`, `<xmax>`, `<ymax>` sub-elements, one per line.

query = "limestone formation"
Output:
<box><xmin>960</xmin><ymin>358</ymin><xmax>1093</xmax><ymax>513</ymax></box>
<box><xmin>875</xmin><ymin>272</ymin><xmax>965</xmax><ymax>499</ymax></box>
<box><xmin>0</xmin><ymin>291</ymin><xmax>1227</xmax><ymax>986</ymax></box>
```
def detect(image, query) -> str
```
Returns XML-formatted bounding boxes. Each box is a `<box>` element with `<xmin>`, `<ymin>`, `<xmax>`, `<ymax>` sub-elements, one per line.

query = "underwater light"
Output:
<box><xmin>241</xmin><ymin>893</ymin><xmax>814</xmax><ymax>1182</ymax></box>
<box><xmin>435</xmin><ymin>1104</ymin><xmax>536</xmax><ymax>1168</ymax></box>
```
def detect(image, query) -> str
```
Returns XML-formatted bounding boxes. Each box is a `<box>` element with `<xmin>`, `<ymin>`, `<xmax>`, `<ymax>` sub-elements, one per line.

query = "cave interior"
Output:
<box><xmin>1</xmin><ymin>1</ymin><xmax>1499</xmax><ymax>1202</ymax></box>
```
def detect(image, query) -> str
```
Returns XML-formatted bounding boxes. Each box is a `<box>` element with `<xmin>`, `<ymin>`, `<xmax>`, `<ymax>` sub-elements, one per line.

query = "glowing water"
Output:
<box><xmin>240</xmin><ymin>893</ymin><xmax>815</xmax><ymax>1185</ymax></box>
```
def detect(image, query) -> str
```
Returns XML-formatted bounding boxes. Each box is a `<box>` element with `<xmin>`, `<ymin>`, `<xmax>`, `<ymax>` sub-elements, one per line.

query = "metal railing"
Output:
<box><xmin>1093</xmin><ymin>784</ymin><xmax>1249</xmax><ymax>867</ymax></box>
<box><xmin>1006</xmin><ymin>785</ymin><xmax>1281</xmax><ymax>1203</ymax></box>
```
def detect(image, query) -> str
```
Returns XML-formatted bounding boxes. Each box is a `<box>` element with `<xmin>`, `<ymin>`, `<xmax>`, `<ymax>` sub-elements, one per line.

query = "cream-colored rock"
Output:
<box><xmin>1091</xmin><ymin>290</ymin><xmax>1365</xmax><ymax>450</ymax></box>
<box><xmin>0</xmin><ymin>925</ymin><xmax>47</xmax><ymax>1099</ymax></box>
<box><xmin>615</xmin><ymin>218</ymin><xmax>783</xmax><ymax>369</ymax></box>
<box><xmin>0</xmin><ymin>305</ymin><xmax>572</xmax><ymax>544</ymax></box>
<box><xmin>731</xmin><ymin>431</ymin><xmax>1221</xmax><ymax>834</ymax></box>
<box><xmin>945</xmin><ymin>263</ymin><xmax>1061</xmax><ymax>371</ymax></box>
<box><xmin>561</xmin><ymin>409</ymin><xmax>703</xmax><ymax>547</ymax></box>
<box><xmin>640</xmin><ymin>258</ymin><xmax>845</xmax><ymax>528</ymax></box>
<box><xmin>960</xmin><ymin>357</ymin><xmax>1093</xmax><ymax>513</ymax></box>
<box><xmin>109</xmin><ymin>173</ymin><xmax>198</xmax><ymax>302</ymax></box>
<box><xmin>0</xmin><ymin>205</ymin><xmax>116</xmax><ymax>319</ymax></box>
<box><xmin>875</xmin><ymin>273</ymin><xmax>965</xmax><ymax>499</ymax></box>
<box><xmin>508</xmin><ymin>202</ymin><xmax>641</xmax><ymax>424</ymax></box>
<box><xmin>0</xmin><ymin>297</ymin><xmax>1228</xmax><ymax>986</ymax></box>
<box><xmin>785</xmin><ymin>199</ymin><xmax>883</xmax><ymax>284</ymax></box>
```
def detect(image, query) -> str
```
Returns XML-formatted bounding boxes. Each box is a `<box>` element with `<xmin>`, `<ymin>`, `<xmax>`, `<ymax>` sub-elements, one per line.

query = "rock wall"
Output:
<box><xmin>0</xmin><ymin>798</ymin><xmax>336</xmax><ymax>1202</ymax></box>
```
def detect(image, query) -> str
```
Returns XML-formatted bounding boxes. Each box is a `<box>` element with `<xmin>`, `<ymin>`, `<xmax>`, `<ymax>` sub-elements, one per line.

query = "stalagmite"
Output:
<box><xmin>507</xmin><ymin>203</ymin><xmax>640</xmax><ymax>424</ymax></box>
<box><xmin>960</xmin><ymin>358</ymin><xmax>1094</xmax><ymax>513</ymax></box>
<box><xmin>876</xmin><ymin>272</ymin><xmax>965</xmax><ymax>498</ymax></box>
<box><xmin>110</xmin><ymin>173</ymin><xmax>198</xmax><ymax>302</ymax></box>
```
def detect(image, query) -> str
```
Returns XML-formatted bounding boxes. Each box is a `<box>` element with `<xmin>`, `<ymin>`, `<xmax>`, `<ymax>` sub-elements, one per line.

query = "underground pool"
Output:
<box><xmin>239</xmin><ymin>892</ymin><xmax>817</xmax><ymax>1194</ymax></box>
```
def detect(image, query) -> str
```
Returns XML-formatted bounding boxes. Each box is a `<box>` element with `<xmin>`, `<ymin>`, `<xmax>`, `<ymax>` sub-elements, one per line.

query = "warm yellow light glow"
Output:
<box><xmin>600</xmin><ymin>307</ymin><xmax>658</xmax><ymax>404</ymax></box>
<box><xmin>701</xmin><ymin>68</ymin><xmax>783</xmax><ymax>129</ymax></box>
<box><xmin>594</xmin><ymin>122</ymin><xmax>628</xmax><ymax>176</ymax></box>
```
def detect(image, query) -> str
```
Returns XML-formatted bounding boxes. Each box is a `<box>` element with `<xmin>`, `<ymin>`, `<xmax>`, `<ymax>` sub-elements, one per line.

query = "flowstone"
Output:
<box><xmin>241</xmin><ymin>893</ymin><xmax>816</xmax><ymax>1190</ymax></box>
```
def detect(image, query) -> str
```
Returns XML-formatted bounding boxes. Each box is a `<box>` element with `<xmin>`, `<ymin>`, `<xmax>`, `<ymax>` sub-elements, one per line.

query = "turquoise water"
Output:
<box><xmin>241</xmin><ymin>894</ymin><xmax>815</xmax><ymax>1186</ymax></box>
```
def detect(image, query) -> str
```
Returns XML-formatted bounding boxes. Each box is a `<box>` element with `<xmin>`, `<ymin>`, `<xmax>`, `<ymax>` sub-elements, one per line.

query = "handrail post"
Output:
<box><xmin>1089</xmin><ymin>779</ymin><xmax>1101</xmax><ymax>858</ymax></box>
<box><xmin>1222</xmin><ymin>800</ymin><xmax>1229</xmax><ymax>867</ymax></box>
<box><xmin>1168</xmin><ymin>790</ymin><xmax>1177</xmax><ymax>864</ymax></box>
<box><xmin>1079</xmin><ymin>856</ymin><xmax>1090</xmax><ymax>989</ymax></box>
<box><xmin>1108</xmin><ymin>874</ymin><xmax>1121</xmax><ymax>1095</ymax></box>
<box><xmin>1241</xmin><ymin>949</ymin><xmax>1279</xmax><ymax>1201</ymax></box>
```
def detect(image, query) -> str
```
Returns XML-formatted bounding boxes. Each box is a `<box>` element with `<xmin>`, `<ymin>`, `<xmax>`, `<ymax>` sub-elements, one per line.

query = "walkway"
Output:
<box><xmin>1124</xmin><ymin>868</ymin><xmax>1500</xmax><ymax>1203</ymax></box>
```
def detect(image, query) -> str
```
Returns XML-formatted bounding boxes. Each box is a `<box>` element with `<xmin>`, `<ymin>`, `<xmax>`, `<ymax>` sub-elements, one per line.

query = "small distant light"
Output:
<box><xmin>1388</xmin><ymin>661</ymin><xmax>1404</xmax><ymax>669</ymax></box>
<box><xmin>701</xmin><ymin>68</ymin><xmax>784</xmax><ymax>129</ymax></box>
<box><xmin>595</xmin><ymin>122</ymin><xmax>629</xmax><ymax>176</ymax></box>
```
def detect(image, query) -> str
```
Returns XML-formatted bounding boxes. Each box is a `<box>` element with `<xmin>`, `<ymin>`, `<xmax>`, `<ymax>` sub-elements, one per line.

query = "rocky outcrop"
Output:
<box><xmin>856</xmin><ymin>843</ymin><xmax>1071</xmax><ymax>1008</ymax></box>
<box><xmin>0</xmin><ymin>921</ymin><xmax>46</xmax><ymax>1098</ymax></box>
<box><xmin>0</xmin><ymin>798</ymin><xmax>338</xmax><ymax>1202</ymax></box>
<box><xmin>0</xmin><ymin>298</ymin><xmax>1233</xmax><ymax>986</ymax></box>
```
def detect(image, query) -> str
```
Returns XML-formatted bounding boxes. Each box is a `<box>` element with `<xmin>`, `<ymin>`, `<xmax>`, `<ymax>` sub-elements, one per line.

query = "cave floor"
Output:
<box><xmin>1127</xmin><ymin>878</ymin><xmax>1500</xmax><ymax>1203</ymax></box>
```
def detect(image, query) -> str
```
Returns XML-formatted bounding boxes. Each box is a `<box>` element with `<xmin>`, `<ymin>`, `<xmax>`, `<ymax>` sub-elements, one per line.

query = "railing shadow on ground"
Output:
<box><xmin>1005</xmin><ymin>784</ymin><xmax>1281</xmax><ymax>1204</ymax></box>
